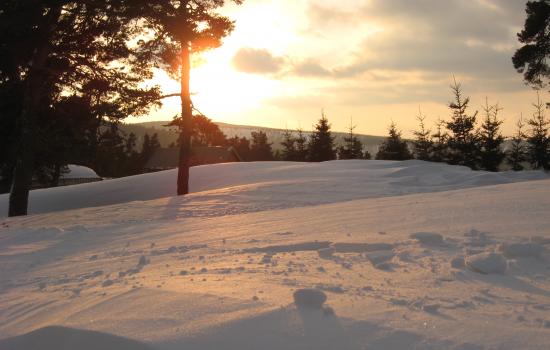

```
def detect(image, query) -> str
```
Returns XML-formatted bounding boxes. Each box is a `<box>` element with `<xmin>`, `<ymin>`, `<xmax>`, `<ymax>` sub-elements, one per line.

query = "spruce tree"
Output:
<box><xmin>412</xmin><ymin>110</ymin><xmax>433</xmax><ymax>161</ymax></box>
<box><xmin>526</xmin><ymin>94</ymin><xmax>550</xmax><ymax>169</ymax></box>
<box><xmin>507</xmin><ymin>116</ymin><xmax>528</xmax><ymax>171</ymax></box>
<box><xmin>294</xmin><ymin>129</ymin><xmax>309</xmax><ymax>162</ymax></box>
<box><xmin>478</xmin><ymin>99</ymin><xmax>505</xmax><ymax>172</ymax></box>
<box><xmin>249</xmin><ymin>131</ymin><xmax>274</xmax><ymax>161</ymax></box>
<box><xmin>375</xmin><ymin>122</ymin><xmax>413</xmax><ymax>160</ymax></box>
<box><xmin>446</xmin><ymin>79</ymin><xmax>479</xmax><ymax>169</ymax></box>
<box><xmin>431</xmin><ymin>118</ymin><xmax>449</xmax><ymax>162</ymax></box>
<box><xmin>281</xmin><ymin>129</ymin><xmax>297</xmax><ymax>161</ymax></box>
<box><xmin>308</xmin><ymin>113</ymin><xmax>336</xmax><ymax>162</ymax></box>
<box><xmin>338</xmin><ymin>118</ymin><xmax>365</xmax><ymax>159</ymax></box>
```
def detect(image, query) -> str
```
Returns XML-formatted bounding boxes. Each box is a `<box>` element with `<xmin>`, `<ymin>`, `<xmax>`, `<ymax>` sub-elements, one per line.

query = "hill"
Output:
<box><xmin>1</xmin><ymin>160</ymin><xmax>549</xmax><ymax>349</ymax></box>
<box><xmin>120</xmin><ymin>121</ymin><xmax>386</xmax><ymax>154</ymax></box>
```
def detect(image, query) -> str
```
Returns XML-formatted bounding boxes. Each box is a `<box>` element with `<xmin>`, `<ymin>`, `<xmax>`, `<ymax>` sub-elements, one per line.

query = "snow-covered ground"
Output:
<box><xmin>0</xmin><ymin>160</ymin><xmax>549</xmax><ymax>349</ymax></box>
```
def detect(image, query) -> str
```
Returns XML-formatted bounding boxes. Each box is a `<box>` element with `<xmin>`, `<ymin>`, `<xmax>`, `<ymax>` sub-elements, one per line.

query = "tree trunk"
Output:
<box><xmin>177</xmin><ymin>44</ymin><xmax>193</xmax><ymax>195</ymax></box>
<box><xmin>8</xmin><ymin>5</ymin><xmax>61</xmax><ymax>217</ymax></box>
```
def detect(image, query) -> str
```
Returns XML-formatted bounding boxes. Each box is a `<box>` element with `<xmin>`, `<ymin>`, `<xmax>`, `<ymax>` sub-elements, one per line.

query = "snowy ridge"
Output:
<box><xmin>0</xmin><ymin>160</ymin><xmax>547</xmax><ymax>217</ymax></box>
<box><xmin>0</xmin><ymin>160</ymin><xmax>549</xmax><ymax>349</ymax></box>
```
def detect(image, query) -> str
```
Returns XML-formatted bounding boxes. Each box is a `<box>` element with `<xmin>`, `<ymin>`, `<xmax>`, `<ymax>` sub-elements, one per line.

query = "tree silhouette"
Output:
<box><xmin>294</xmin><ymin>129</ymin><xmax>309</xmax><ymax>162</ymax></box>
<box><xmin>375</xmin><ymin>122</ymin><xmax>413</xmax><ymax>161</ymax></box>
<box><xmin>139</xmin><ymin>0</ymin><xmax>244</xmax><ymax>195</ymax></box>
<box><xmin>512</xmin><ymin>0</ymin><xmax>550</xmax><ymax>88</ymax></box>
<box><xmin>478</xmin><ymin>99</ymin><xmax>505</xmax><ymax>172</ymax></box>
<box><xmin>308</xmin><ymin>112</ymin><xmax>336</xmax><ymax>162</ymax></box>
<box><xmin>507</xmin><ymin>116</ymin><xmax>528</xmax><ymax>171</ymax></box>
<box><xmin>526</xmin><ymin>94</ymin><xmax>550</xmax><ymax>169</ymax></box>
<box><xmin>281</xmin><ymin>129</ymin><xmax>297</xmax><ymax>161</ymax></box>
<box><xmin>249</xmin><ymin>131</ymin><xmax>274</xmax><ymax>161</ymax></box>
<box><xmin>445</xmin><ymin>78</ymin><xmax>479</xmax><ymax>169</ymax></box>
<box><xmin>412</xmin><ymin>109</ymin><xmax>433</xmax><ymax>161</ymax></box>
<box><xmin>1</xmin><ymin>2</ymin><xmax>161</xmax><ymax>216</ymax></box>
<box><xmin>338</xmin><ymin>118</ymin><xmax>365</xmax><ymax>160</ymax></box>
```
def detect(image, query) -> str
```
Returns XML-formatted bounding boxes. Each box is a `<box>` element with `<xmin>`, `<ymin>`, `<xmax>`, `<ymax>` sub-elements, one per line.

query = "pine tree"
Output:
<box><xmin>446</xmin><ymin>78</ymin><xmax>479</xmax><ymax>169</ymax></box>
<box><xmin>308</xmin><ymin>112</ymin><xmax>336</xmax><ymax>162</ymax></box>
<box><xmin>375</xmin><ymin>122</ymin><xmax>413</xmax><ymax>160</ymax></box>
<box><xmin>338</xmin><ymin>118</ymin><xmax>365</xmax><ymax>159</ymax></box>
<box><xmin>431</xmin><ymin>118</ymin><xmax>448</xmax><ymax>162</ymax></box>
<box><xmin>294</xmin><ymin>129</ymin><xmax>309</xmax><ymax>162</ymax></box>
<box><xmin>227</xmin><ymin>136</ymin><xmax>251</xmax><ymax>161</ymax></box>
<box><xmin>281</xmin><ymin>129</ymin><xmax>297</xmax><ymax>161</ymax></box>
<box><xmin>526</xmin><ymin>94</ymin><xmax>550</xmax><ymax>169</ymax></box>
<box><xmin>478</xmin><ymin>99</ymin><xmax>505</xmax><ymax>172</ymax></box>
<box><xmin>412</xmin><ymin>109</ymin><xmax>433</xmax><ymax>161</ymax></box>
<box><xmin>249</xmin><ymin>131</ymin><xmax>274</xmax><ymax>161</ymax></box>
<box><xmin>507</xmin><ymin>116</ymin><xmax>528</xmax><ymax>171</ymax></box>
<box><xmin>139</xmin><ymin>0</ymin><xmax>244</xmax><ymax>196</ymax></box>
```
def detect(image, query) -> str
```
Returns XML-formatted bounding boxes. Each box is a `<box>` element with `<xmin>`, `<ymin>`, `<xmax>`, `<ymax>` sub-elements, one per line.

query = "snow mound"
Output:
<box><xmin>410</xmin><ymin>232</ymin><xmax>444</xmax><ymax>245</ymax></box>
<box><xmin>0</xmin><ymin>326</ymin><xmax>152</xmax><ymax>350</ymax></box>
<box><xmin>293</xmin><ymin>289</ymin><xmax>327</xmax><ymax>309</ymax></box>
<box><xmin>1</xmin><ymin>160</ymin><xmax>548</xmax><ymax>217</ymax></box>
<box><xmin>498</xmin><ymin>242</ymin><xmax>545</xmax><ymax>258</ymax></box>
<box><xmin>465</xmin><ymin>252</ymin><xmax>508</xmax><ymax>274</ymax></box>
<box><xmin>62</xmin><ymin>165</ymin><xmax>100</xmax><ymax>179</ymax></box>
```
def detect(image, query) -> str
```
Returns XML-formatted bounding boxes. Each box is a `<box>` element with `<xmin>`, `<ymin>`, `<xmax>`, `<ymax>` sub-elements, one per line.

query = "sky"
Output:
<box><xmin>130</xmin><ymin>0</ymin><xmax>548</xmax><ymax>137</ymax></box>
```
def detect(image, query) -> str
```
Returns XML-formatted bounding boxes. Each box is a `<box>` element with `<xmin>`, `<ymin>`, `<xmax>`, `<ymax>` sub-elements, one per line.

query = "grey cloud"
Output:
<box><xmin>292</xmin><ymin>60</ymin><xmax>333</xmax><ymax>77</ymax></box>
<box><xmin>232</xmin><ymin>47</ymin><xmax>285</xmax><ymax>74</ymax></box>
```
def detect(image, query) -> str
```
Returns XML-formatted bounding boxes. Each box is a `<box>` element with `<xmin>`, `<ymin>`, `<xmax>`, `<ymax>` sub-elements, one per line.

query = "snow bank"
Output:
<box><xmin>1</xmin><ymin>160</ymin><xmax>547</xmax><ymax>217</ymax></box>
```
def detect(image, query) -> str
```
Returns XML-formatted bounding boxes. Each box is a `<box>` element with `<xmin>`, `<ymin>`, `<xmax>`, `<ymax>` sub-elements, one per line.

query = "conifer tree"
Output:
<box><xmin>412</xmin><ymin>110</ymin><xmax>433</xmax><ymax>161</ymax></box>
<box><xmin>227</xmin><ymin>136</ymin><xmax>251</xmax><ymax>161</ymax></box>
<box><xmin>446</xmin><ymin>78</ymin><xmax>479</xmax><ymax>169</ymax></box>
<box><xmin>375</xmin><ymin>122</ymin><xmax>413</xmax><ymax>160</ymax></box>
<box><xmin>281</xmin><ymin>129</ymin><xmax>297</xmax><ymax>161</ymax></box>
<box><xmin>249</xmin><ymin>131</ymin><xmax>274</xmax><ymax>161</ymax></box>
<box><xmin>478</xmin><ymin>99</ymin><xmax>505</xmax><ymax>171</ymax></box>
<box><xmin>507</xmin><ymin>116</ymin><xmax>528</xmax><ymax>171</ymax></box>
<box><xmin>138</xmin><ymin>0</ymin><xmax>244</xmax><ymax>195</ymax></box>
<box><xmin>294</xmin><ymin>129</ymin><xmax>309</xmax><ymax>162</ymax></box>
<box><xmin>338</xmin><ymin>118</ymin><xmax>365</xmax><ymax>159</ymax></box>
<box><xmin>431</xmin><ymin>118</ymin><xmax>449</xmax><ymax>162</ymax></box>
<box><xmin>526</xmin><ymin>94</ymin><xmax>550</xmax><ymax>169</ymax></box>
<box><xmin>308</xmin><ymin>112</ymin><xmax>336</xmax><ymax>162</ymax></box>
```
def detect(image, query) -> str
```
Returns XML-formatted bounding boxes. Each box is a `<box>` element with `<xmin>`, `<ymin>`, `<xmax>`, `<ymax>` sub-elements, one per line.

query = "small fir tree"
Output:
<box><xmin>445</xmin><ymin>78</ymin><xmax>479</xmax><ymax>169</ymax></box>
<box><xmin>249</xmin><ymin>131</ymin><xmax>274</xmax><ymax>161</ymax></box>
<box><xmin>526</xmin><ymin>93</ymin><xmax>550</xmax><ymax>169</ymax></box>
<box><xmin>294</xmin><ymin>129</ymin><xmax>309</xmax><ymax>162</ymax></box>
<box><xmin>478</xmin><ymin>99</ymin><xmax>505</xmax><ymax>172</ymax></box>
<box><xmin>308</xmin><ymin>112</ymin><xmax>336</xmax><ymax>162</ymax></box>
<box><xmin>507</xmin><ymin>116</ymin><xmax>528</xmax><ymax>171</ymax></box>
<box><xmin>375</xmin><ymin>122</ymin><xmax>413</xmax><ymax>160</ymax></box>
<box><xmin>281</xmin><ymin>129</ymin><xmax>297</xmax><ymax>161</ymax></box>
<box><xmin>338</xmin><ymin>118</ymin><xmax>365</xmax><ymax>160</ymax></box>
<box><xmin>431</xmin><ymin>118</ymin><xmax>448</xmax><ymax>162</ymax></box>
<box><xmin>412</xmin><ymin>109</ymin><xmax>433</xmax><ymax>161</ymax></box>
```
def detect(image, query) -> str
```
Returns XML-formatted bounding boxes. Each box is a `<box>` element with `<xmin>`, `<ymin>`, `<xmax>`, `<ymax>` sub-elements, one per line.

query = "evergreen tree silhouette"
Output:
<box><xmin>250</xmin><ymin>131</ymin><xmax>274</xmax><ymax>161</ymax></box>
<box><xmin>526</xmin><ymin>94</ymin><xmax>550</xmax><ymax>169</ymax></box>
<box><xmin>507</xmin><ymin>116</ymin><xmax>528</xmax><ymax>171</ymax></box>
<box><xmin>445</xmin><ymin>78</ymin><xmax>479</xmax><ymax>169</ymax></box>
<box><xmin>478</xmin><ymin>99</ymin><xmax>505</xmax><ymax>171</ymax></box>
<box><xmin>338</xmin><ymin>118</ymin><xmax>365</xmax><ymax>159</ymax></box>
<box><xmin>412</xmin><ymin>109</ymin><xmax>433</xmax><ymax>161</ymax></box>
<box><xmin>294</xmin><ymin>129</ymin><xmax>309</xmax><ymax>162</ymax></box>
<box><xmin>308</xmin><ymin>112</ymin><xmax>336</xmax><ymax>162</ymax></box>
<box><xmin>281</xmin><ymin>129</ymin><xmax>297</xmax><ymax>161</ymax></box>
<box><xmin>375</xmin><ymin>122</ymin><xmax>413</xmax><ymax>160</ymax></box>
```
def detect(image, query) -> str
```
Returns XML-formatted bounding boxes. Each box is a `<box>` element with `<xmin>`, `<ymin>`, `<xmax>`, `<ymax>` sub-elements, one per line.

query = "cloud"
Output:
<box><xmin>231</xmin><ymin>48</ymin><xmax>285</xmax><ymax>74</ymax></box>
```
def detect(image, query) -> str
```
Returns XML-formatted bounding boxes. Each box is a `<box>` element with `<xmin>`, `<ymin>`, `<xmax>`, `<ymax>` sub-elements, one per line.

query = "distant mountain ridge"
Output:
<box><xmin>120</xmin><ymin>121</ymin><xmax>386</xmax><ymax>154</ymax></box>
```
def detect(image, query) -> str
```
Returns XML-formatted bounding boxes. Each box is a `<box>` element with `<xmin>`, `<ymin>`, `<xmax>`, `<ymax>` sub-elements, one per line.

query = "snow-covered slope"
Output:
<box><xmin>0</xmin><ymin>160</ymin><xmax>549</xmax><ymax>349</ymax></box>
<box><xmin>0</xmin><ymin>160</ymin><xmax>547</xmax><ymax>217</ymax></box>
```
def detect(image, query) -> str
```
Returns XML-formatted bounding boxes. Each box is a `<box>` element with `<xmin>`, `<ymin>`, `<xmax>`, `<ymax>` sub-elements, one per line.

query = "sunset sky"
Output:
<box><xmin>133</xmin><ymin>0</ymin><xmax>547</xmax><ymax>137</ymax></box>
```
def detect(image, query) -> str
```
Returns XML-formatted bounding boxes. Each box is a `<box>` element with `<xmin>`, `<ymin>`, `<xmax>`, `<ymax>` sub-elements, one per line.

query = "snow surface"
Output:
<box><xmin>62</xmin><ymin>165</ymin><xmax>100</xmax><ymax>179</ymax></box>
<box><xmin>0</xmin><ymin>160</ymin><xmax>549</xmax><ymax>349</ymax></box>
